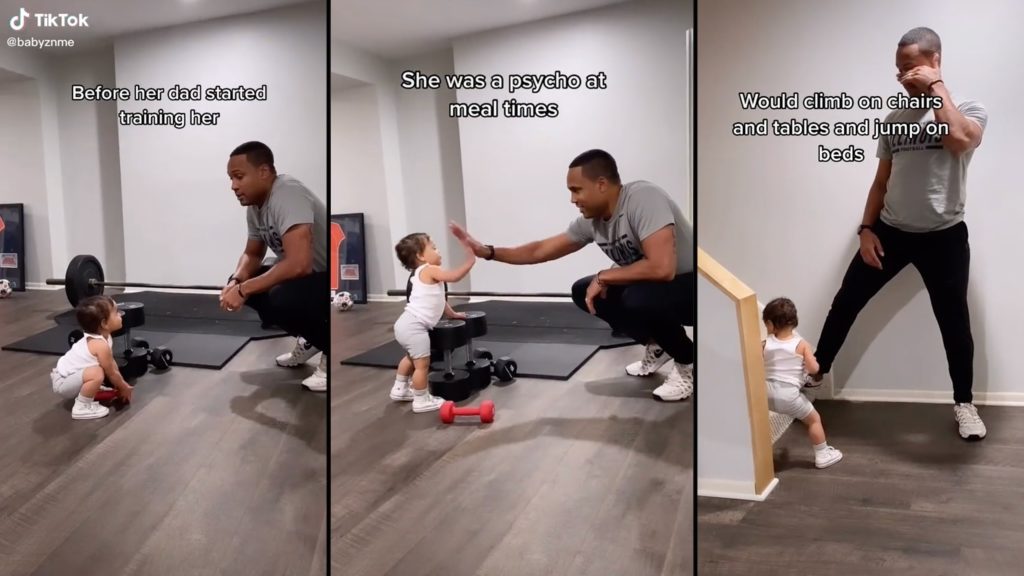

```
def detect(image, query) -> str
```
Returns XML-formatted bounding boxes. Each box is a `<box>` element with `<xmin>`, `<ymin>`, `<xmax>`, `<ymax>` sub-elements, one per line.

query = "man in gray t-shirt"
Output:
<box><xmin>451</xmin><ymin>149</ymin><xmax>695</xmax><ymax>402</ymax></box>
<box><xmin>810</xmin><ymin>27</ymin><xmax>988</xmax><ymax>440</ymax></box>
<box><xmin>219</xmin><ymin>141</ymin><xmax>328</xmax><ymax>392</ymax></box>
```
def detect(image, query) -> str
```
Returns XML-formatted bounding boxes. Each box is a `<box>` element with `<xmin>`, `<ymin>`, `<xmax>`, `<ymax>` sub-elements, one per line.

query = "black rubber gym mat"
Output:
<box><xmin>52</xmin><ymin>291</ymin><xmax>286</xmax><ymax>339</ymax></box>
<box><xmin>449</xmin><ymin>301</ymin><xmax>634</xmax><ymax>347</ymax></box>
<box><xmin>339</xmin><ymin>339</ymin><xmax>602</xmax><ymax>380</ymax></box>
<box><xmin>452</xmin><ymin>300</ymin><xmax>614</xmax><ymax>330</ymax></box>
<box><xmin>1</xmin><ymin>326</ymin><xmax>251</xmax><ymax>369</ymax></box>
<box><xmin>443</xmin><ymin>325</ymin><xmax>633</xmax><ymax>346</ymax></box>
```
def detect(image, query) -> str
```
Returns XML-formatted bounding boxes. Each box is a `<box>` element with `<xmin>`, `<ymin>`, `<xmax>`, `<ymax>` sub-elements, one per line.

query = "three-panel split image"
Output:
<box><xmin>0</xmin><ymin>0</ymin><xmax>1012</xmax><ymax>574</ymax></box>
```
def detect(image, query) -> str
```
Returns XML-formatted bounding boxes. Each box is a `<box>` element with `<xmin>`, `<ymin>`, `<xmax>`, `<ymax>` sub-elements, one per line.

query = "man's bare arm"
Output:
<box><xmin>239</xmin><ymin>224</ymin><xmax>314</xmax><ymax>295</ymax></box>
<box><xmin>231</xmin><ymin>239</ymin><xmax>268</xmax><ymax>283</ymax></box>
<box><xmin>491</xmin><ymin>233</ymin><xmax>586</xmax><ymax>265</ymax></box>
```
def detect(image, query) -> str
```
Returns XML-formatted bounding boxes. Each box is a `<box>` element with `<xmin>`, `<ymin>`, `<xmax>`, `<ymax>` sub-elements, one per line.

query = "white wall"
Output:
<box><xmin>332</xmin><ymin>40</ymin><xmax>409</xmax><ymax>293</ymax></box>
<box><xmin>0</xmin><ymin>78</ymin><xmax>51</xmax><ymax>285</ymax></box>
<box><xmin>115</xmin><ymin>2</ymin><xmax>326</xmax><ymax>286</ymax></box>
<box><xmin>54</xmin><ymin>48</ymin><xmax>125</xmax><ymax>282</ymax></box>
<box><xmin>699</xmin><ymin>0</ymin><xmax>1021</xmax><ymax>400</ymax></box>
<box><xmin>331</xmin><ymin>84</ymin><xmax>391</xmax><ymax>297</ymax></box>
<box><xmin>453</xmin><ymin>0</ymin><xmax>691</xmax><ymax>293</ymax></box>
<box><xmin>393</xmin><ymin>49</ymin><xmax>468</xmax><ymax>292</ymax></box>
<box><xmin>0</xmin><ymin>50</ymin><xmax>70</xmax><ymax>281</ymax></box>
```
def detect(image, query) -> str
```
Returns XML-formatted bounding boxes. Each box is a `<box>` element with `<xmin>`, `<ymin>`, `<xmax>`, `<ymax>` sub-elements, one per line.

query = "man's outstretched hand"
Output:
<box><xmin>449</xmin><ymin>221</ymin><xmax>489</xmax><ymax>258</ymax></box>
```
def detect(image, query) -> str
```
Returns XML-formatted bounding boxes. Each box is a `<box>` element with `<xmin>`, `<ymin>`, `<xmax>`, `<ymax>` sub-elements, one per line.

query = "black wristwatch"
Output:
<box><xmin>857</xmin><ymin>224</ymin><xmax>873</xmax><ymax>236</ymax></box>
<box><xmin>227</xmin><ymin>274</ymin><xmax>240</xmax><ymax>285</ymax></box>
<box><xmin>484</xmin><ymin>245</ymin><xmax>495</xmax><ymax>260</ymax></box>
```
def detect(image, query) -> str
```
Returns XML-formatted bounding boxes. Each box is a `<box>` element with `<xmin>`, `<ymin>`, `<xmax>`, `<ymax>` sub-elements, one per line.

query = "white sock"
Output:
<box><xmin>413</xmin><ymin>388</ymin><xmax>427</xmax><ymax>397</ymax></box>
<box><xmin>395</xmin><ymin>375</ymin><xmax>410</xmax><ymax>386</ymax></box>
<box><xmin>76</xmin><ymin>394</ymin><xmax>93</xmax><ymax>404</ymax></box>
<box><xmin>813</xmin><ymin>442</ymin><xmax>828</xmax><ymax>453</ymax></box>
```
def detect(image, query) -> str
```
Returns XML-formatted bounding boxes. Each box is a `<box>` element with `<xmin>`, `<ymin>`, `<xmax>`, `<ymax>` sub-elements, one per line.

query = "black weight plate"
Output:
<box><xmin>466</xmin><ymin>360</ymin><xmax>492</xmax><ymax>390</ymax></box>
<box><xmin>428</xmin><ymin>368</ymin><xmax>473</xmax><ymax>402</ymax></box>
<box><xmin>461</xmin><ymin>311</ymin><xmax>488</xmax><ymax>338</ymax></box>
<box><xmin>428</xmin><ymin>320</ymin><xmax>468</xmax><ymax>351</ymax></box>
<box><xmin>117</xmin><ymin>301</ymin><xmax>145</xmax><ymax>328</ymax></box>
<box><xmin>65</xmin><ymin>255</ymin><xmax>105</xmax><ymax>308</ymax></box>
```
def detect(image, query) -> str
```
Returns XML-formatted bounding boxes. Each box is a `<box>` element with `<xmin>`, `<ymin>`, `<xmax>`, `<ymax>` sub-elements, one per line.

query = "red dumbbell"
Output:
<box><xmin>94</xmin><ymin>390</ymin><xmax>118</xmax><ymax>403</ymax></box>
<box><xmin>440</xmin><ymin>400</ymin><xmax>495</xmax><ymax>424</ymax></box>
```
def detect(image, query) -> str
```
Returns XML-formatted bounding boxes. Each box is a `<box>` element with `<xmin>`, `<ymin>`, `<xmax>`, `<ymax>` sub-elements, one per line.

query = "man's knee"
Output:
<box><xmin>619</xmin><ymin>285</ymin><xmax>662</xmax><ymax>317</ymax></box>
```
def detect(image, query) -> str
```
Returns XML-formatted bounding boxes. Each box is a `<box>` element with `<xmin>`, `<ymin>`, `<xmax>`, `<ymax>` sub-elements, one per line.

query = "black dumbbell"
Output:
<box><xmin>149</xmin><ymin>346</ymin><xmax>173</xmax><ymax>370</ymax></box>
<box><xmin>494</xmin><ymin>357</ymin><xmax>517</xmax><ymax>382</ymax></box>
<box><xmin>473</xmin><ymin>347</ymin><xmax>493</xmax><ymax>361</ymax></box>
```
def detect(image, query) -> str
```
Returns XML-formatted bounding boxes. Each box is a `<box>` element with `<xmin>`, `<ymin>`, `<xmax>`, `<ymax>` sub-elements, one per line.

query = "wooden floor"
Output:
<box><xmin>698</xmin><ymin>400</ymin><xmax>1024</xmax><ymax>575</ymax></box>
<box><xmin>0</xmin><ymin>289</ymin><xmax>327</xmax><ymax>576</ymax></box>
<box><xmin>331</xmin><ymin>301</ymin><xmax>692</xmax><ymax>576</ymax></box>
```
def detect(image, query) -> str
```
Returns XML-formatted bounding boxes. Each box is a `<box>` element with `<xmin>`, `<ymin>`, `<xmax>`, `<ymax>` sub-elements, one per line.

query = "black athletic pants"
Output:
<box><xmin>815</xmin><ymin>221</ymin><xmax>973</xmax><ymax>403</ymax></box>
<box><xmin>244</xmin><ymin>266</ymin><xmax>329</xmax><ymax>353</ymax></box>
<box><xmin>571</xmin><ymin>272</ymin><xmax>695</xmax><ymax>364</ymax></box>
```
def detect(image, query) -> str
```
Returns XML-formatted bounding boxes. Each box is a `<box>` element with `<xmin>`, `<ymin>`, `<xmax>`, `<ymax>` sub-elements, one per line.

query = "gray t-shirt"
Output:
<box><xmin>876</xmin><ymin>98</ymin><xmax>987</xmax><ymax>232</ymax></box>
<box><xmin>566</xmin><ymin>180</ymin><xmax>693</xmax><ymax>274</ymax></box>
<box><xmin>246</xmin><ymin>174</ymin><xmax>327</xmax><ymax>272</ymax></box>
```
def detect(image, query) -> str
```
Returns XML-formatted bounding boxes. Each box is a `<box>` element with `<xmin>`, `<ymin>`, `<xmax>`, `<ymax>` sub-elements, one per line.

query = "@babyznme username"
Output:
<box><xmin>7</xmin><ymin>36</ymin><xmax>75</xmax><ymax>48</ymax></box>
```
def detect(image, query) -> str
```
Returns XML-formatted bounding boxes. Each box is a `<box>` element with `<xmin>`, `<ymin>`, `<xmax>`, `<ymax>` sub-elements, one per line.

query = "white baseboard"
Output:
<box><xmin>367</xmin><ymin>294</ymin><xmax>404</xmax><ymax>302</ymax></box>
<box><xmin>833</xmin><ymin>388</ymin><xmax>1024</xmax><ymax>407</ymax></box>
<box><xmin>697</xmin><ymin>478</ymin><xmax>779</xmax><ymax>501</ymax></box>
<box><xmin>26</xmin><ymin>283</ymin><xmax>61</xmax><ymax>290</ymax></box>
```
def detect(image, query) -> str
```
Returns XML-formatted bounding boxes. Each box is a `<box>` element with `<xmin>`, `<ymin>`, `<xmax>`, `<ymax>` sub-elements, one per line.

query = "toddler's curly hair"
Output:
<box><xmin>395</xmin><ymin>233</ymin><xmax>431</xmax><ymax>271</ymax></box>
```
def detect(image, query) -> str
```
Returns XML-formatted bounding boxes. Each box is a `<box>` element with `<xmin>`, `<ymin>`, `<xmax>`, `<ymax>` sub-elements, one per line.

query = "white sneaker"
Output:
<box><xmin>625</xmin><ymin>343</ymin><xmax>671</xmax><ymax>377</ymax></box>
<box><xmin>954</xmin><ymin>403</ymin><xmax>986</xmax><ymax>440</ymax></box>
<box><xmin>72</xmin><ymin>399</ymin><xmax>110</xmax><ymax>420</ymax></box>
<box><xmin>390</xmin><ymin>378</ymin><xmax>414</xmax><ymax>401</ymax></box>
<box><xmin>815</xmin><ymin>445</ymin><xmax>843</xmax><ymax>468</ymax></box>
<box><xmin>276</xmin><ymin>337</ymin><xmax>320</xmax><ymax>367</ymax></box>
<box><xmin>652</xmin><ymin>362</ymin><xmax>693</xmax><ymax>401</ymax></box>
<box><xmin>301</xmin><ymin>354</ymin><xmax>327</xmax><ymax>392</ymax></box>
<box><xmin>412</xmin><ymin>391</ymin><xmax>445</xmax><ymax>413</ymax></box>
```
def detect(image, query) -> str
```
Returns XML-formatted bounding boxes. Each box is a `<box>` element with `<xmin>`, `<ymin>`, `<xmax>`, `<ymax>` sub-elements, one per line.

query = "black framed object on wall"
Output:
<box><xmin>331</xmin><ymin>213</ymin><xmax>367</xmax><ymax>304</ymax></box>
<box><xmin>0</xmin><ymin>204</ymin><xmax>26</xmax><ymax>291</ymax></box>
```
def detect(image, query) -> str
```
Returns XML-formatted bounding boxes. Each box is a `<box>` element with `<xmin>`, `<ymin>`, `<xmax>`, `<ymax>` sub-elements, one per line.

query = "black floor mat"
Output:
<box><xmin>2</xmin><ymin>326</ymin><xmax>251</xmax><ymax>369</ymax></box>
<box><xmin>340</xmin><ymin>340</ymin><xmax>601</xmax><ymax>380</ymax></box>
<box><xmin>450</xmin><ymin>301</ymin><xmax>633</xmax><ymax>347</ymax></box>
<box><xmin>4</xmin><ymin>291</ymin><xmax>289</xmax><ymax>368</ymax></box>
<box><xmin>52</xmin><ymin>291</ymin><xmax>285</xmax><ymax>339</ymax></box>
<box><xmin>342</xmin><ymin>301</ymin><xmax>639</xmax><ymax>379</ymax></box>
<box><xmin>451</xmin><ymin>300</ymin><xmax>622</xmax><ymax>330</ymax></box>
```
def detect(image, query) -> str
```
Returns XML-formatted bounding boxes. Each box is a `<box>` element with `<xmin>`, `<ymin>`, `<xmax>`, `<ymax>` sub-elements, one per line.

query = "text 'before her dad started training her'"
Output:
<box><xmin>71</xmin><ymin>84</ymin><xmax>268</xmax><ymax>102</ymax></box>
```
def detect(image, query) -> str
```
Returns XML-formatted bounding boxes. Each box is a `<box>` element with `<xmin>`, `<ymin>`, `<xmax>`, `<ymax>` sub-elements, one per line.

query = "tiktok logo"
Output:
<box><xmin>7</xmin><ymin>8</ymin><xmax>89</xmax><ymax>30</ymax></box>
<box><xmin>9</xmin><ymin>7</ymin><xmax>28</xmax><ymax>30</ymax></box>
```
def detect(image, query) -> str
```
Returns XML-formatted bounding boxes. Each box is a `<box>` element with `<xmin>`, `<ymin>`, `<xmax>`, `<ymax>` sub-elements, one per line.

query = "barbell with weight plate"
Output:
<box><xmin>47</xmin><ymin>255</ymin><xmax>226</xmax><ymax>307</ymax></box>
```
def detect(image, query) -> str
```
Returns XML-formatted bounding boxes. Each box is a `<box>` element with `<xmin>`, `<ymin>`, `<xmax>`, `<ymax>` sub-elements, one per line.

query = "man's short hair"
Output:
<box><xmin>569</xmin><ymin>149</ymin><xmax>621</xmax><ymax>184</ymax></box>
<box><xmin>231</xmin><ymin>141</ymin><xmax>276</xmax><ymax>173</ymax></box>
<box><xmin>899</xmin><ymin>27</ymin><xmax>941</xmax><ymax>55</ymax></box>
